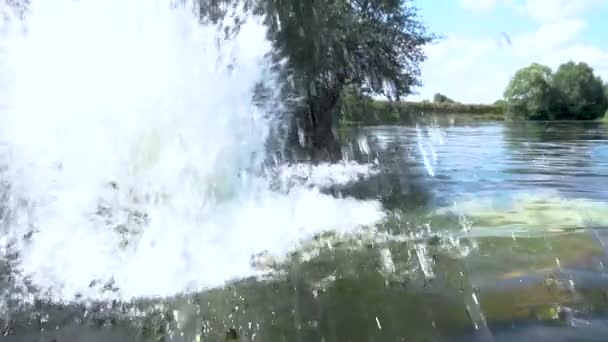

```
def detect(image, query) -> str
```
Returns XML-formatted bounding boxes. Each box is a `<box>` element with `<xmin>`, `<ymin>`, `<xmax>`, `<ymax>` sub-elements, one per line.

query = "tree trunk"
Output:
<box><xmin>304</xmin><ymin>83</ymin><xmax>343</xmax><ymax>162</ymax></box>
<box><xmin>285</xmin><ymin>80</ymin><xmax>344</xmax><ymax>163</ymax></box>
<box><xmin>307</xmin><ymin>102</ymin><xmax>340</xmax><ymax>162</ymax></box>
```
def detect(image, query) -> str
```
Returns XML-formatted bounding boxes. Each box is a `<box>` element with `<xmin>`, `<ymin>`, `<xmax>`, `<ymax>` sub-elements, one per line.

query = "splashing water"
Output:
<box><xmin>0</xmin><ymin>0</ymin><xmax>384</xmax><ymax>302</ymax></box>
<box><xmin>416</xmin><ymin>124</ymin><xmax>435</xmax><ymax>177</ymax></box>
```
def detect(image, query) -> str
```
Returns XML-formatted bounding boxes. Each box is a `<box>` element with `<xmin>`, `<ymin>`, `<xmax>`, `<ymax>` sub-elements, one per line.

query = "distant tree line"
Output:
<box><xmin>503</xmin><ymin>61</ymin><xmax>608</xmax><ymax>121</ymax></box>
<box><xmin>432</xmin><ymin>93</ymin><xmax>456</xmax><ymax>104</ymax></box>
<box><xmin>341</xmin><ymin>60</ymin><xmax>608</xmax><ymax>125</ymax></box>
<box><xmin>340</xmin><ymin>91</ymin><xmax>502</xmax><ymax>125</ymax></box>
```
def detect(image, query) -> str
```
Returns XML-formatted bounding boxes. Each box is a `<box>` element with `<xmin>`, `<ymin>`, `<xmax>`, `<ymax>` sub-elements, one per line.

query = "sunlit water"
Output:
<box><xmin>2</xmin><ymin>1</ymin><xmax>608</xmax><ymax>341</ymax></box>
<box><xmin>4</xmin><ymin>111</ymin><xmax>608</xmax><ymax>341</ymax></box>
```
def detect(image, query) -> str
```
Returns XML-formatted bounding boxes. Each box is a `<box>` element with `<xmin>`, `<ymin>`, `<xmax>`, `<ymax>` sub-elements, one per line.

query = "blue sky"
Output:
<box><xmin>410</xmin><ymin>0</ymin><xmax>608</xmax><ymax>103</ymax></box>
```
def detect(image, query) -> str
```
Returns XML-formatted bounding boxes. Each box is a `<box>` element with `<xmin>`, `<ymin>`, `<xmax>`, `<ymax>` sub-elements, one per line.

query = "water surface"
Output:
<box><xmin>4</xmin><ymin>121</ymin><xmax>608</xmax><ymax>342</ymax></box>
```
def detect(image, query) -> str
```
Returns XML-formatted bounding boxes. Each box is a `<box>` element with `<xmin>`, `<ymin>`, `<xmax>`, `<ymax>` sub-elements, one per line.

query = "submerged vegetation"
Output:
<box><xmin>6</xmin><ymin>192</ymin><xmax>608</xmax><ymax>341</ymax></box>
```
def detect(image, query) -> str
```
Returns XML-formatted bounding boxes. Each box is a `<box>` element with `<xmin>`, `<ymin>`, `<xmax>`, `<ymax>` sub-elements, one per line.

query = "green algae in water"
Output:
<box><xmin>435</xmin><ymin>190</ymin><xmax>608</xmax><ymax>232</ymax></box>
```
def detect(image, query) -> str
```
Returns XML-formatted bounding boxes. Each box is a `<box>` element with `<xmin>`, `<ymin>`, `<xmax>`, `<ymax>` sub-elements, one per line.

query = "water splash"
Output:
<box><xmin>274</xmin><ymin>161</ymin><xmax>379</xmax><ymax>190</ymax></box>
<box><xmin>416</xmin><ymin>124</ymin><xmax>435</xmax><ymax>177</ymax></box>
<box><xmin>0</xmin><ymin>0</ymin><xmax>384</xmax><ymax>302</ymax></box>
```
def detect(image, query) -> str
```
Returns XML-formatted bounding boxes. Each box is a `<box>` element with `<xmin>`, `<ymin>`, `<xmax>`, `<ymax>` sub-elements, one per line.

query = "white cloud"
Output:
<box><xmin>459</xmin><ymin>0</ymin><xmax>498</xmax><ymax>12</ymax></box>
<box><xmin>459</xmin><ymin>0</ymin><xmax>523</xmax><ymax>13</ymax></box>
<box><xmin>412</xmin><ymin>18</ymin><xmax>608</xmax><ymax>103</ymax></box>
<box><xmin>458</xmin><ymin>0</ymin><xmax>600</xmax><ymax>21</ymax></box>
<box><xmin>412</xmin><ymin>0</ymin><xmax>608</xmax><ymax>103</ymax></box>
<box><xmin>412</xmin><ymin>37</ymin><xmax>509</xmax><ymax>103</ymax></box>
<box><xmin>540</xmin><ymin>44</ymin><xmax>608</xmax><ymax>80</ymax></box>
<box><xmin>516</xmin><ymin>0</ymin><xmax>600</xmax><ymax>22</ymax></box>
<box><xmin>427</xmin><ymin>37</ymin><xmax>498</xmax><ymax>72</ymax></box>
<box><xmin>510</xmin><ymin>19</ymin><xmax>585</xmax><ymax>56</ymax></box>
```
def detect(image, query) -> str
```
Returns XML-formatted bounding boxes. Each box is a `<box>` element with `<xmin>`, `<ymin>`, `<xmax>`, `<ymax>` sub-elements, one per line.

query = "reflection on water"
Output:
<box><xmin>4</xmin><ymin>121</ymin><xmax>608</xmax><ymax>341</ymax></box>
<box><xmin>348</xmin><ymin>121</ymin><xmax>608</xmax><ymax>208</ymax></box>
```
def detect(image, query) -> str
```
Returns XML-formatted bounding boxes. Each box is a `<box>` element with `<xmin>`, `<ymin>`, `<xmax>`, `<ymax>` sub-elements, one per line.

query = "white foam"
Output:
<box><xmin>276</xmin><ymin>162</ymin><xmax>379</xmax><ymax>189</ymax></box>
<box><xmin>16</xmin><ymin>187</ymin><xmax>384</xmax><ymax>300</ymax></box>
<box><xmin>0</xmin><ymin>0</ymin><xmax>384</xmax><ymax>302</ymax></box>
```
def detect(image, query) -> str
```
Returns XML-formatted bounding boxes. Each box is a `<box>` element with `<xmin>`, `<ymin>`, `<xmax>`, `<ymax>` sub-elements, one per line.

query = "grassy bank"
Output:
<box><xmin>340</xmin><ymin>98</ymin><xmax>504</xmax><ymax>126</ymax></box>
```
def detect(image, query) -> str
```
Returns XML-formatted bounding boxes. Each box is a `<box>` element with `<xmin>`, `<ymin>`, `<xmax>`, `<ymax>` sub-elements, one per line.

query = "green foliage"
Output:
<box><xmin>503</xmin><ymin>61</ymin><xmax>608</xmax><ymax>120</ymax></box>
<box><xmin>196</xmin><ymin>0</ymin><xmax>435</xmax><ymax>157</ymax></box>
<box><xmin>493</xmin><ymin>99</ymin><xmax>506</xmax><ymax>107</ymax></box>
<box><xmin>433</xmin><ymin>93</ymin><xmax>456</xmax><ymax>104</ymax></box>
<box><xmin>340</xmin><ymin>98</ymin><xmax>502</xmax><ymax>125</ymax></box>
<box><xmin>262</xmin><ymin>0</ymin><xmax>436</xmax><ymax>100</ymax></box>
<box><xmin>551</xmin><ymin>61</ymin><xmax>607</xmax><ymax>120</ymax></box>
<box><xmin>604</xmin><ymin>84</ymin><xmax>608</xmax><ymax>121</ymax></box>
<box><xmin>263</xmin><ymin>0</ymin><xmax>435</xmax><ymax>157</ymax></box>
<box><xmin>503</xmin><ymin>63</ymin><xmax>553</xmax><ymax>120</ymax></box>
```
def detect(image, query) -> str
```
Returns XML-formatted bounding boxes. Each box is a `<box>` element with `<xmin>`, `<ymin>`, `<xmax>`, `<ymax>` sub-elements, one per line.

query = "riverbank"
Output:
<box><xmin>340</xmin><ymin>99</ymin><xmax>608</xmax><ymax>126</ymax></box>
<box><xmin>340</xmin><ymin>99</ymin><xmax>504</xmax><ymax>126</ymax></box>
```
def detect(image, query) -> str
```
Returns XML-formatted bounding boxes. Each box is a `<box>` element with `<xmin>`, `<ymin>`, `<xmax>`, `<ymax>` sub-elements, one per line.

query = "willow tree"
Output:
<box><xmin>260</xmin><ymin>0</ymin><xmax>434</xmax><ymax>160</ymax></box>
<box><xmin>2</xmin><ymin>0</ymin><xmax>29</xmax><ymax>22</ymax></box>
<box><xmin>197</xmin><ymin>0</ymin><xmax>434</xmax><ymax>160</ymax></box>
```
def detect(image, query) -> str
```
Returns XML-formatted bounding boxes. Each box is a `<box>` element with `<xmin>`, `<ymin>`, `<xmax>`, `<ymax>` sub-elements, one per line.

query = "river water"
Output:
<box><xmin>3</xmin><ymin>2</ymin><xmax>608</xmax><ymax>341</ymax></box>
<box><xmin>3</xmin><ymin>120</ymin><xmax>608</xmax><ymax>341</ymax></box>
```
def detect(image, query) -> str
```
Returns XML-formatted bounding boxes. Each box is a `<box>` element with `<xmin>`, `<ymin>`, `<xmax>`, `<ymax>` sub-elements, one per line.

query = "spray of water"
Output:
<box><xmin>0</xmin><ymin>0</ymin><xmax>383</xmax><ymax>302</ymax></box>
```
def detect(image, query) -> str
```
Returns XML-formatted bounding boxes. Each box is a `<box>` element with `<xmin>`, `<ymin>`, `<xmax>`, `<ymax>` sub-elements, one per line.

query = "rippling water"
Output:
<box><xmin>352</xmin><ymin>121</ymin><xmax>608</xmax><ymax>205</ymax></box>
<box><xmin>3</xmin><ymin>121</ymin><xmax>608</xmax><ymax>341</ymax></box>
<box><xmin>4</xmin><ymin>1</ymin><xmax>608</xmax><ymax>340</ymax></box>
<box><xmin>333</xmin><ymin>121</ymin><xmax>608</xmax><ymax>341</ymax></box>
